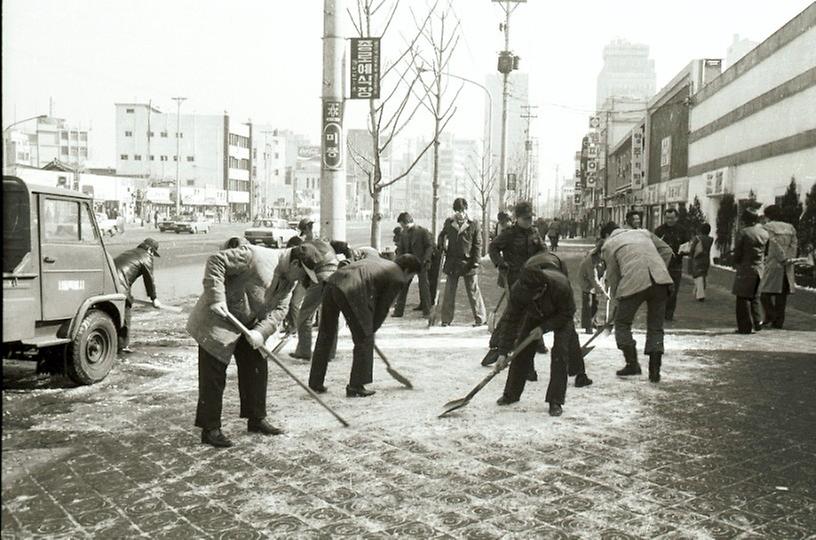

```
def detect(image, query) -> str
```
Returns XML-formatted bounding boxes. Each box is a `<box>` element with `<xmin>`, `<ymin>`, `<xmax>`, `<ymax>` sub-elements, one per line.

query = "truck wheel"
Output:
<box><xmin>67</xmin><ymin>310</ymin><xmax>117</xmax><ymax>385</ymax></box>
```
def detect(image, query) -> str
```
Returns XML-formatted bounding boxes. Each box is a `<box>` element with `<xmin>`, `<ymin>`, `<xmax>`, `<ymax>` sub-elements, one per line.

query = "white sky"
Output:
<box><xmin>3</xmin><ymin>0</ymin><xmax>812</xmax><ymax>198</ymax></box>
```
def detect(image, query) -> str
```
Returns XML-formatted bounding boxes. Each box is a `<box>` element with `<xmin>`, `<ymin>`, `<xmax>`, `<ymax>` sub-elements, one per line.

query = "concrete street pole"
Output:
<box><xmin>498</xmin><ymin>3</ymin><xmax>511</xmax><ymax>212</ymax></box>
<box><xmin>172</xmin><ymin>97</ymin><xmax>186</xmax><ymax>216</ymax></box>
<box><xmin>320</xmin><ymin>0</ymin><xmax>346</xmax><ymax>241</ymax></box>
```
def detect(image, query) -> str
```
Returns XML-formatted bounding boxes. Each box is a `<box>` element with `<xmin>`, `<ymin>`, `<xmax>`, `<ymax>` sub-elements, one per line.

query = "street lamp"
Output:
<box><xmin>171</xmin><ymin>97</ymin><xmax>187</xmax><ymax>216</ymax></box>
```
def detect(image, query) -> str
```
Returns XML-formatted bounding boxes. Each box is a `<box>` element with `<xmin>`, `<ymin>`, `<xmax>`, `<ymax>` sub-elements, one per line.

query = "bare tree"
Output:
<box><xmin>408</xmin><ymin>0</ymin><xmax>462</xmax><ymax>237</ymax></box>
<box><xmin>465</xmin><ymin>148</ymin><xmax>498</xmax><ymax>256</ymax></box>
<box><xmin>346</xmin><ymin>0</ymin><xmax>445</xmax><ymax>248</ymax></box>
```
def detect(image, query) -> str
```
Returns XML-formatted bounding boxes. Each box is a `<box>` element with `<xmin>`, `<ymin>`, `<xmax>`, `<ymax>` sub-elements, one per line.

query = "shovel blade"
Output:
<box><xmin>439</xmin><ymin>398</ymin><xmax>469</xmax><ymax>417</ymax></box>
<box><xmin>487</xmin><ymin>312</ymin><xmax>496</xmax><ymax>333</ymax></box>
<box><xmin>580</xmin><ymin>345</ymin><xmax>595</xmax><ymax>357</ymax></box>
<box><xmin>388</xmin><ymin>368</ymin><xmax>414</xmax><ymax>389</ymax></box>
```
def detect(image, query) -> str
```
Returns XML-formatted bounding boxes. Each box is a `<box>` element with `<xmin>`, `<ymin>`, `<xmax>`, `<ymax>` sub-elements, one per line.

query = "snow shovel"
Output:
<box><xmin>439</xmin><ymin>329</ymin><xmax>541</xmax><ymax>418</ymax></box>
<box><xmin>373</xmin><ymin>343</ymin><xmax>413</xmax><ymax>389</ymax></box>
<box><xmin>487</xmin><ymin>289</ymin><xmax>506</xmax><ymax>333</ymax></box>
<box><xmin>428</xmin><ymin>251</ymin><xmax>446</xmax><ymax>327</ymax></box>
<box><xmin>133</xmin><ymin>297</ymin><xmax>183</xmax><ymax>313</ymax></box>
<box><xmin>223</xmin><ymin>312</ymin><xmax>349</xmax><ymax>428</ymax></box>
<box><xmin>581</xmin><ymin>306</ymin><xmax>617</xmax><ymax>356</ymax></box>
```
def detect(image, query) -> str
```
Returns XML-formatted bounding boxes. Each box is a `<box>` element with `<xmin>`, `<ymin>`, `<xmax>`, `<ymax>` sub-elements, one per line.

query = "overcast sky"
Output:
<box><xmin>3</xmin><ymin>0</ymin><xmax>812</xmax><ymax>198</ymax></box>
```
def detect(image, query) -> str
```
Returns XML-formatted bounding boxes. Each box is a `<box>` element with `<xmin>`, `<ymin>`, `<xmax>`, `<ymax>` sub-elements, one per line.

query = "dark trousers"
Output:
<box><xmin>581</xmin><ymin>292</ymin><xmax>598</xmax><ymax>332</ymax></box>
<box><xmin>503</xmin><ymin>316</ymin><xmax>572</xmax><ymax>404</ymax></box>
<box><xmin>665</xmin><ymin>269</ymin><xmax>683</xmax><ymax>319</ymax></box>
<box><xmin>393</xmin><ymin>266</ymin><xmax>432</xmax><ymax>315</ymax></box>
<box><xmin>309</xmin><ymin>284</ymin><xmax>374</xmax><ymax>388</ymax></box>
<box><xmin>549</xmin><ymin>236</ymin><xmax>559</xmax><ymax>251</ymax></box>
<box><xmin>735</xmin><ymin>277</ymin><xmax>762</xmax><ymax>333</ymax></box>
<box><xmin>615</xmin><ymin>283</ymin><xmax>669</xmax><ymax>355</ymax></box>
<box><xmin>760</xmin><ymin>280</ymin><xmax>790</xmax><ymax>329</ymax></box>
<box><xmin>120</xmin><ymin>297</ymin><xmax>133</xmax><ymax>350</ymax></box>
<box><xmin>194</xmin><ymin>339</ymin><xmax>267</xmax><ymax>430</ymax></box>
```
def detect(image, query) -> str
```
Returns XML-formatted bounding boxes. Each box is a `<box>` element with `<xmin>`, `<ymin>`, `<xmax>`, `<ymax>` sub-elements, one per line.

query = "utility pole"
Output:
<box><xmin>171</xmin><ymin>96</ymin><xmax>187</xmax><ymax>216</ymax></box>
<box><xmin>320</xmin><ymin>0</ymin><xmax>346</xmax><ymax>241</ymax></box>
<box><xmin>520</xmin><ymin>105</ymin><xmax>537</xmax><ymax>201</ymax></box>
<box><xmin>493</xmin><ymin>0</ymin><xmax>524</xmax><ymax>212</ymax></box>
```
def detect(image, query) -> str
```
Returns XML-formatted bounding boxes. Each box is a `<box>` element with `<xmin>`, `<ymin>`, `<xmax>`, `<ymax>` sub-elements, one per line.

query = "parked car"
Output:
<box><xmin>3</xmin><ymin>176</ymin><xmax>128</xmax><ymax>385</ymax></box>
<box><xmin>244</xmin><ymin>218</ymin><xmax>298</xmax><ymax>247</ymax></box>
<box><xmin>158</xmin><ymin>216</ymin><xmax>177</xmax><ymax>232</ymax></box>
<box><xmin>95</xmin><ymin>212</ymin><xmax>118</xmax><ymax>236</ymax></box>
<box><xmin>175</xmin><ymin>216</ymin><xmax>210</xmax><ymax>234</ymax></box>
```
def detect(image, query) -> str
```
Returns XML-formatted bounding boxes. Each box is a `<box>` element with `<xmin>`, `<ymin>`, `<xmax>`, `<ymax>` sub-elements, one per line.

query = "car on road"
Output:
<box><xmin>174</xmin><ymin>216</ymin><xmax>210</xmax><ymax>234</ymax></box>
<box><xmin>244</xmin><ymin>218</ymin><xmax>298</xmax><ymax>247</ymax></box>
<box><xmin>158</xmin><ymin>216</ymin><xmax>177</xmax><ymax>232</ymax></box>
<box><xmin>3</xmin><ymin>175</ymin><xmax>128</xmax><ymax>385</ymax></box>
<box><xmin>95</xmin><ymin>212</ymin><xmax>118</xmax><ymax>236</ymax></box>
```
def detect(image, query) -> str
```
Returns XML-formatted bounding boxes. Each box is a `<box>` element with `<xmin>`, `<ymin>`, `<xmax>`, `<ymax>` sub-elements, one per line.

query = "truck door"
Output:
<box><xmin>39</xmin><ymin>196</ymin><xmax>105</xmax><ymax>320</ymax></box>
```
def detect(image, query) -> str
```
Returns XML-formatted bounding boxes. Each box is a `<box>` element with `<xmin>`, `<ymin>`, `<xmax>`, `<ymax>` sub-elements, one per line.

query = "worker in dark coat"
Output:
<box><xmin>493</xmin><ymin>267</ymin><xmax>578</xmax><ymax>416</ymax></box>
<box><xmin>186</xmin><ymin>242</ymin><xmax>321</xmax><ymax>447</ymax></box>
<box><xmin>393</xmin><ymin>213</ymin><xmax>434</xmax><ymax>317</ymax></box>
<box><xmin>290</xmin><ymin>239</ymin><xmax>340</xmax><ymax>360</ymax></box>
<box><xmin>113</xmin><ymin>238</ymin><xmax>162</xmax><ymax>353</ymax></box>
<box><xmin>438</xmin><ymin>198</ymin><xmax>486</xmax><ymax>326</ymax></box>
<box><xmin>732</xmin><ymin>204</ymin><xmax>769</xmax><ymax>334</ymax></box>
<box><xmin>309</xmin><ymin>254</ymin><xmax>421</xmax><ymax>397</ymax></box>
<box><xmin>654</xmin><ymin>208</ymin><xmax>690</xmax><ymax>321</ymax></box>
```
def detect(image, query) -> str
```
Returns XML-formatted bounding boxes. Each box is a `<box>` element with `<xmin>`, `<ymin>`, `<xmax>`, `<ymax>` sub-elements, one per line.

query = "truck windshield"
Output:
<box><xmin>3</xmin><ymin>178</ymin><xmax>31</xmax><ymax>273</ymax></box>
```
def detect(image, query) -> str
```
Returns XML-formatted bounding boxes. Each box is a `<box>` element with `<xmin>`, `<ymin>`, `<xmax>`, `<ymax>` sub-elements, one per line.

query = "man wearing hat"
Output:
<box><xmin>113</xmin><ymin>238</ymin><xmax>163</xmax><ymax>354</ymax></box>
<box><xmin>187</xmin><ymin>242</ymin><xmax>321</xmax><ymax>447</ymax></box>
<box><xmin>298</xmin><ymin>217</ymin><xmax>316</xmax><ymax>242</ymax></box>
<box><xmin>731</xmin><ymin>202</ymin><xmax>769</xmax><ymax>334</ymax></box>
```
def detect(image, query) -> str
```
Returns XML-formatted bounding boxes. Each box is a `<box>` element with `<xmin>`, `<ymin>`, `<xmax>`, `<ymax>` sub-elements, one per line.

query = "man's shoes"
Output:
<box><xmin>346</xmin><ymin>385</ymin><xmax>376</xmax><ymax>398</ymax></box>
<box><xmin>120</xmin><ymin>346</ymin><xmax>134</xmax><ymax>354</ymax></box>
<box><xmin>391</xmin><ymin>312</ymin><xmax>404</xmax><ymax>318</ymax></box>
<box><xmin>201</xmin><ymin>428</ymin><xmax>233</xmax><ymax>448</ymax></box>
<box><xmin>616</xmin><ymin>363</ymin><xmax>642</xmax><ymax>377</ymax></box>
<box><xmin>481</xmin><ymin>348</ymin><xmax>500</xmax><ymax>367</ymax></box>
<box><xmin>412</xmin><ymin>305</ymin><xmax>426</xmax><ymax>311</ymax></box>
<box><xmin>289</xmin><ymin>353</ymin><xmax>311</xmax><ymax>361</ymax></box>
<box><xmin>585</xmin><ymin>329</ymin><xmax>593</xmax><ymax>335</ymax></box>
<box><xmin>548</xmin><ymin>403</ymin><xmax>563</xmax><ymax>417</ymax></box>
<box><xmin>526</xmin><ymin>370</ymin><xmax>538</xmax><ymax>382</ymax></box>
<box><xmin>733</xmin><ymin>329</ymin><xmax>753</xmax><ymax>335</ymax></box>
<box><xmin>648</xmin><ymin>353</ymin><xmax>662</xmax><ymax>383</ymax></box>
<box><xmin>496</xmin><ymin>395</ymin><xmax>518</xmax><ymax>406</ymax></box>
<box><xmin>441</xmin><ymin>322</ymin><xmax>450</xmax><ymax>327</ymax></box>
<box><xmin>664</xmin><ymin>316</ymin><xmax>674</xmax><ymax>322</ymax></box>
<box><xmin>473</xmin><ymin>321</ymin><xmax>486</xmax><ymax>327</ymax></box>
<box><xmin>536</xmin><ymin>340</ymin><xmax>548</xmax><ymax>354</ymax></box>
<box><xmin>309</xmin><ymin>384</ymin><xmax>328</xmax><ymax>394</ymax></box>
<box><xmin>247</xmin><ymin>419</ymin><xmax>284</xmax><ymax>436</ymax></box>
<box><xmin>575</xmin><ymin>374</ymin><xmax>593</xmax><ymax>387</ymax></box>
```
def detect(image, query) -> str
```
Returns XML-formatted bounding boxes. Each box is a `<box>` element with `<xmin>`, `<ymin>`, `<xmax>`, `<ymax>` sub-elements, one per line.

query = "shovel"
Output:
<box><xmin>133</xmin><ymin>298</ymin><xmax>182</xmax><ymax>313</ymax></box>
<box><xmin>487</xmin><ymin>289</ymin><xmax>506</xmax><ymax>333</ymax></box>
<box><xmin>428</xmin><ymin>251</ymin><xmax>446</xmax><ymax>327</ymax></box>
<box><xmin>223</xmin><ymin>312</ymin><xmax>349</xmax><ymax>427</ymax></box>
<box><xmin>373</xmin><ymin>343</ymin><xmax>413</xmax><ymax>389</ymax></box>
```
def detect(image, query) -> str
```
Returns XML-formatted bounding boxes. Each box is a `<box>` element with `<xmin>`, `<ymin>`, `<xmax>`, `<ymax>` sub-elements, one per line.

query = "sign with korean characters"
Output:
<box><xmin>350</xmin><ymin>38</ymin><xmax>381</xmax><ymax>99</ymax></box>
<box><xmin>507</xmin><ymin>173</ymin><xmax>517</xmax><ymax>191</ymax></box>
<box><xmin>322</xmin><ymin>101</ymin><xmax>343</xmax><ymax>170</ymax></box>
<box><xmin>631</xmin><ymin>127</ymin><xmax>644</xmax><ymax>190</ymax></box>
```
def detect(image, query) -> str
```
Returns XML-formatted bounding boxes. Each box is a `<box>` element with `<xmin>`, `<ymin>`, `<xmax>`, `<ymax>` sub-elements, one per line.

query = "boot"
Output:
<box><xmin>548</xmin><ymin>403</ymin><xmax>563</xmax><ymax>417</ymax></box>
<box><xmin>496</xmin><ymin>394</ymin><xmax>518</xmax><ymax>406</ymax></box>
<box><xmin>616</xmin><ymin>346</ymin><xmax>641</xmax><ymax>377</ymax></box>
<box><xmin>575</xmin><ymin>373</ymin><xmax>593</xmax><ymax>388</ymax></box>
<box><xmin>648</xmin><ymin>353</ymin><xmax>662</xmax><ymax>383</ymax></box>
<box><xmin>481</xmin><ymin>348</ymin><xmax>500</xmax><ymax>367</ymax></box>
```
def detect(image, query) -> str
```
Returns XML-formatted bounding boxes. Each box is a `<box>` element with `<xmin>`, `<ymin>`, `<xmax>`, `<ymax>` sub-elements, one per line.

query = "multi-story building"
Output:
<box><xmin>115</xmin><ymin>103</ymin><xmax>252</xmax><ymax>218</ymax></box>
<box><xmin>252</xmin><ymin>126</ymin><xmax>288</xmax><ymax>216</ymax></box>
<box><xmin>346</xmin><ymin>128</ymin><xmax>391</xmax><ymax>221</ymax></box>
<box><xmin>596</xmin><ymin>39</ymin><xmax>656</xmax><ymax>111</ymax></box>
<box><xmin>4</xmin><ymin>116</ymin><xmax>90</xmax><ymax>169</ymax></box>
<box><xmin>293</xmin><ymin>154</ymin><xmax>321</xmax><ymax>213</ymax></box>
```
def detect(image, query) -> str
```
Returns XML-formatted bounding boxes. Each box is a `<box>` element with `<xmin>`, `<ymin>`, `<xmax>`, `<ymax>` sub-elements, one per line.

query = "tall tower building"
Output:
<box><xmin>596</xmin><ymin>39</ymin><xmax>656</xmax><ymax>110</ymax></box>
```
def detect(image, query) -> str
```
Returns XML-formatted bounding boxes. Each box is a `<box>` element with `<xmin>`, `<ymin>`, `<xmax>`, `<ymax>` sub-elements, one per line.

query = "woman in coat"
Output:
<box><xmin>731</xmin><ymin>205</ymin><xmax>769</xmax><ymax>334</ymax></box>
<box><xmin>759</xmin><ymin>204</ymin><xmax>798</xmax><ymax>329</ymax></box>
<box><xmin>688</xmin><ymin>223</ymin><xmax>714</xmax><ymax>301</ymax></box>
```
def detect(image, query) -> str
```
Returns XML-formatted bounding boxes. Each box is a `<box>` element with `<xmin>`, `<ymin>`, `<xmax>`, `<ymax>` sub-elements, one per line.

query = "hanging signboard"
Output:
<box><xmin>631</xmin><ymin>127</ymin><xmax>644</xmax><ymax>190</ymax></box>
<box><xmin>322</xmin><ymin>101</ymin><xmax>343</xmax><ymax>170</ymax></box>
<box><xmin>350</xmin><ymin>38</ymin><xmax>381</xmax><ymax>99</ymax></box>
<box><xmin>507</xmin><ymin>173</ymin><xmax>517</xmax><ymax>191</ymax></box>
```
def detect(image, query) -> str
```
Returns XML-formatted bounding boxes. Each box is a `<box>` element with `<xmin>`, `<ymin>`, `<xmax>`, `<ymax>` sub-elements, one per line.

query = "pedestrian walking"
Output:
<box><xmin>392</xmin><ymin>212</ymin><xmax>434</xmax><ymax>317</ymax></box>
<box><xmin>308</xmin><ymin>255</ymin><xmax>421</xmax><ymax>398</ymax></box>
<box><xmin>547</xmin><ymin>218</ymin><xmax>561</xmax><ymax>251</ymax></box>
<box><xmin>153</xmin><ymin>210</ymin><xmax>159</xmax><ymax>229</ymax></box>
<box><xmin>732</xmin><ymin>203</ymin><xmax>768</xmax><ymax>334</ymax></box>
<box><xmin>186</xmin><ymin>242</ymin><xmax>322</xmax><ymax>447</ymax></box>
<box><xmin>438</xmin><ymin>198</ymin><xmax>487</xmax><ymax>327</ymax></box>
<box><xmin>688</xmin><ymin>223</ymin><xmax>713</xmax><ymax>301</ymax></box>
<box><xmin>493</xmin><ymin>266</ymin><xmax>581</xmax><ymax>416</ymax></box>
<box><xmin>600</xmin><ymin>222</ymin><xmax>674</xmax><ymax>383</ymax></box>
<box><xmin>759</xmin><ymin>204</ymin><xmax>797</xmax><ymax>329</ymax></box>
<box><xmin>290</xmin><ymin>239</ymin><xmax>340</xmax><ymax>360</ymax></box>
<box><xmin>654</xmin><ymin>208</ymin><xmax>690</xmax><ymax>321</ymax></box>
<box><xmin>113</xmin><ymin>238</ymin><xmax>163</xmax><ymax>354</ymax></box>
<box><xmin>578</xmin><ymin>238</ymin><xmax>606</xmax><ymax>333</ymax></box>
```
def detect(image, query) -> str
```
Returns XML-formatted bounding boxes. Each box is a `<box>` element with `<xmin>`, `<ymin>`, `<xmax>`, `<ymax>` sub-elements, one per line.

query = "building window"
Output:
<box><xmin>70</xmin><ymin>132</ymin><xmax>78</xmax><ymax>141</ymax></box>
<box><xmin>186</xmin><ymin>180</ymin><xmax>195</xmax><ymax>186</ymax></box>
<box><xmin>61</xmin><ymin>147</ymin><xmax>69</xmax><ymax>156</ymax></box>
<box><xmin>125</xmin><ymin>131</ymin><xmax>133</xmax><ymax>137</ymax></box>
<box><xmin>252</xmin><ymin>148</ymin><xmax>257</xmax><ymax>159</ymax></box>
<box><xmin>70</xmin><ymin>147</ymin><xmax>78</xmax><ymax>155</ymax></box>
<box><xmin>285</xmin><ymin>178</ymin><xmax>291</xmax><ymax>185</ymax></box>
<box><xmin>60</xmin><ymin>131</ymin><xmax>68</xmax><ymax>140</ymax></box>
<box><xmin>126</xmin><ymin>108</ymin><xmax>135</xmax><ymax>113</ymax></box>
<box><xmin>121</xmin><ymin>154</ymin><xmax>129</xmax><ymax>160</ymax></box>
<box><xmin>274</xmin><ymin>169</ymin><xmax>279</xmax><ymax>176</ymax></box>
<box><xmin>160</xmin><ymin>155</ymin><xmax>168</xmax><ymax>161</ymax></box>
<box><xmin>134</xmin><ymin>154</ymin><xmax>142</xmax><ymax>161</ymax></box>
<box><xmin>176</xmin><ymin>132</ymin><xmax>183</xmax><ymax>138</ymax></box>
<box><xmin>160</xmin><ymin>131</ymin><xmax>168</xmax><ymax>138</ymax></box>
<box><xmin>79</xmin><ymin>132</ymin><xmax>88</xmax><ymax>142</ymax></box>
<box><xmin>173</xmin><ymin>155</ymin><xmax>178</xmax><ymax>161</ymax></box>
<box><xmin>275</xmin><ymin>152</ymin><xmax>279</xmax><ymax>159</ymax></box>
<box><xmin>186</xmin><ymin>156</ymin><xmax>194</xmax><ymax>162</ymax></box>
<box><xmin>149</xmin><ymin>155</ymin><xmax>155</xmax><ymax>161</ymax></box>
<box><xmin>147</xmin><ymin>131</ymin><xmax>154</xmax><ymax>138</ymax></box>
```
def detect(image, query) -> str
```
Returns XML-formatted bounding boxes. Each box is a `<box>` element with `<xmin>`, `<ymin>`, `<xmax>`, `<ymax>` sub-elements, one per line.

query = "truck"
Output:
<box><xmin>3</xmin><ymin>176</ymin><xmax>127</xmax><ymax>384</ymax></box>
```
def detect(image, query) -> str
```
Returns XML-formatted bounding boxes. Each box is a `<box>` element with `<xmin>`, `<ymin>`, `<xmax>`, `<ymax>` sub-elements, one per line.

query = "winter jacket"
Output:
<box><xmin>654</xmin><ymin>223</ymin><xmax>690</xmax><ymax>272</ymax></box>
<box><xmin>114</xmin><ymin>247</ymin><xmax>156</xmax><ymax>300</ymax></box>
<box><xmin>602</xmin><ymin>228</ymin><xmax>673</xmax><ymax>300</ymax></box>
<box><xmin>186</xmin><ymin>245</ymin><xmax>295</xmax><ymax>363</ymax></box>
<box><xmin>524</xmin><ymin>251</ymin><xmax>569</xmax><ymax>276</ymax></box>
<box><xmin>488</xmin><ymin>224</ymin><xmax>548</xmax><ymax>286</ymax></box>
<box><xmin>687</xmin><ymin>234</ymin><xmax>713</xmax><ymax>278</ymax></box>
<box><xmin>759</xmin><ymin>221</ymin><xmax>797</xmax><ymax>295</ymax></box>
<box><xmin>438</xmin><ymin>215</ymin><xmax>482</xmax><ymax>276</ymax></box>
<box><xmin>578</xmin><ymin>248</ymin><xmax>606</xmax><ymax>294</ymax></box>
<box><xmin>547</xmin><ymin>221</ymin><xmax>561</xmax><ymax>238</ymax></box>
<box><xmin>396</xmin><ymin>225</ymin><xmax>435</xmax><ymax>266</ymax></box>
<box><xmin>327</xmin><ymin>257</ymin><xmax>407</xmax><ymax>334</ymax></box>
<box><xmin>495</xmin><ymin>268</ymin><xmax>575</xmax><ymax>354</ymax></box>
<box><xmin>306</xmin><ymin>238</ymin><xmax>340</xmax><ymax>283</ymax></box>
<box><xmin>731</xmin><ymin>224</ymin><xmax>769</xmax><ymax>298</ymax></box>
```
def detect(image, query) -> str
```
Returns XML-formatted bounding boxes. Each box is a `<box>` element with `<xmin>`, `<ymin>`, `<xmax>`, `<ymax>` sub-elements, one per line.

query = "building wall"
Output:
<box><xmin>251</xmin><ymin>129</ymin><xmax>288</xmax><ymax>213</ymax></box>
<box><xmin>647</xmin><ymin>84</ymin><xmax>690</xmax><ymax>184</ymax></box>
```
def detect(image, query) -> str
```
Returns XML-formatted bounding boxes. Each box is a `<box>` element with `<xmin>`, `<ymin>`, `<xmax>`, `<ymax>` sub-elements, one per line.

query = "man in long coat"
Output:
<box><xmin>309</xmin><ymin>254</ymin><xmax>421</xmax><ymax>397</ymax></box>
<box><xmin>393</xmin><ymin>213</ymin><xmax>434</xmax><ymax>316</ymax></box>
<box><xmin>732</xmin><ymin>204</ymin><xmax>769</xmax><ymax>334</ymax></box>
<box><xmin>759</xmin><ymin>204</ymin><xmax>798</xmax><ymax>329</ymax></box>
<box><xmin>187</xmin><ymin>242</ymin><xmax>321</xmax><ymax>447</ymax></box>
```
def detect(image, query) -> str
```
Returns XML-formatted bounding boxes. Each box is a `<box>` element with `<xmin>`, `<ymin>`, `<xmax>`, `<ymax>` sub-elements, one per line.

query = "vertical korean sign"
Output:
<box><xmin>631</xmin><ymin>127</ymin><xmax>644</xmax><ymax>190</ymax></box>
<box><xmin>322</xmin><ymin>101</ymin><xmax>343</xmax><ymax>170</ymax></box>
<box><xmin>350</xmin><ymin>38</ymin><xmax>381</xmax><ymax>99</ymax></box>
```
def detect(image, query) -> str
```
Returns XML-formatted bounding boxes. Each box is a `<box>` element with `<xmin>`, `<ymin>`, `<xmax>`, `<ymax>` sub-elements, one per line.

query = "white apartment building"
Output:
<box><xmin>4</xmin><ymin>116</ymin><xmax>90</xmax><ymax>169</ymax></box>
<box><xmin>252</xmin><ymin>127</ymin><xmax>288</xmax><ymax>215</ymax></box>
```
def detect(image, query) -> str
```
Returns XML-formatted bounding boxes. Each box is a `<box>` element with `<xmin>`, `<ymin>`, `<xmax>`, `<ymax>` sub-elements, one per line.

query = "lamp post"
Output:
<box><xmin>171</xmin><ymin>97</ymin><xmax>186</xmax><ymax>216</ymax></box>
<box><xmin>3</xmin><ymin>114</ymin><xmax>47</xmax><ymax>170</ymax></box>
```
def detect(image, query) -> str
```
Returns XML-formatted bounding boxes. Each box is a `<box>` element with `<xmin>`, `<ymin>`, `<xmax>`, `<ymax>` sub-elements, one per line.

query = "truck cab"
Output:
<box><xmin>3</xmin><ymin>176</ymin><xmax>127</xmax><ymax>384</ymax></box>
